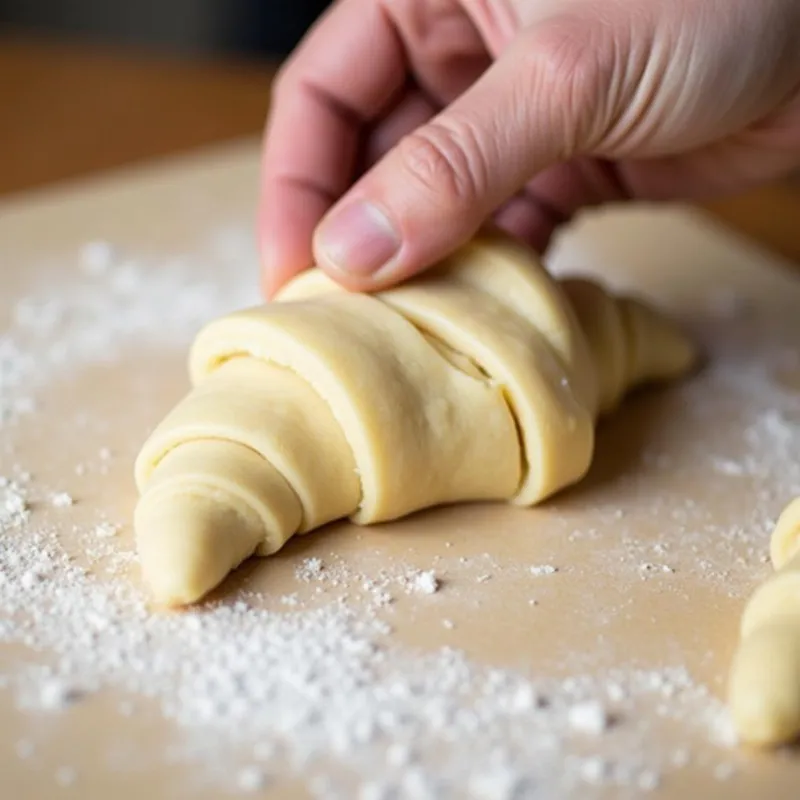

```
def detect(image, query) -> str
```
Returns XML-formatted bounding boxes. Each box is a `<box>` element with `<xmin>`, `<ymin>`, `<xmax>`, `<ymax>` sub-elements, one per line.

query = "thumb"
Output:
<box><xmin>311</xmin><ymin>15</ymin><xmax>608</xmax><ymax>290</ymax></box>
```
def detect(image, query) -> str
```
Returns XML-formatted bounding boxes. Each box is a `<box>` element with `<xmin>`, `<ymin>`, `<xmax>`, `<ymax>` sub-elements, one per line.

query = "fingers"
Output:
<box><xmin>359</xmin><ymin>89</ymin><xmax>438</xmax><ymax>173</ymax></box>
<box><xmin>492</xmin><ymin>194</ymin><xmax>558</xmax><ymax>255</ymax></box>
<box><xmin>258</xmin><ymin>0</ymin><xmax>407</xmax><ymax>296</ymax></box>
<box><xmin>312</xmin><ymin>15</ymin><xmax>612</xmax><ymax>289</ymax></box>
<box><xmin>386</xmin><ymin>0</ymin><xmax>490</xmax><ymax>105</ymax></box>
<box><xmin>491</xmin><ymin>157</ymin><xmax>633</xmax><ymax>253</ymax></box>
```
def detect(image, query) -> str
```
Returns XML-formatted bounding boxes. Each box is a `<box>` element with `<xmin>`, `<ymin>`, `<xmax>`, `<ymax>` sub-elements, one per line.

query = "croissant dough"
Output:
<box><xmin>133</xmin><ymin>230</ymin><xmax>697</xmax><ymax>607</ymax></box>
<box><xmin>728</xmin><ymin>496</ymin><xmax>800</xmax><ymax>746</ymax></box>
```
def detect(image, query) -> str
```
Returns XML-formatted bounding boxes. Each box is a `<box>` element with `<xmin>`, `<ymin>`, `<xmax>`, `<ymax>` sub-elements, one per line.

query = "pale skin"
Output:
<box><xmin>258</xmin><ymin>0</ymin><xmax>800</xmax><ymax>296</ymax></box>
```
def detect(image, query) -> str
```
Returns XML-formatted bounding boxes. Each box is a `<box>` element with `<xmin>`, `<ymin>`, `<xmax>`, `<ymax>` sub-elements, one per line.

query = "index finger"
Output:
<box><xmin>259</xmin><ymin>0</ymin><xmax>408</xmax><ymax>295</ymax></box>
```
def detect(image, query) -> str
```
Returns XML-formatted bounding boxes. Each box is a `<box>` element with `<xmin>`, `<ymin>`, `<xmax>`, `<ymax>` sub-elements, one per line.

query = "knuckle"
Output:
<box><xmin>520</xmin><ymin>13</ymin><xmax>618</xmax><ymax>150</ymax></box>
<box><xmin>532</xmin><ymin>23</ymin><xmax>599</xmax><ymax>104</ymax></box>
<box><xmin>395</xmin><ymin>120</ymin><xmax>486</xmax><ymax>209</ymax></box>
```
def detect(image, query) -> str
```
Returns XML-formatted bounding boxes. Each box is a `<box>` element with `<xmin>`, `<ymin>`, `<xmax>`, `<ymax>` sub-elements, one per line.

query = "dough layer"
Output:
<box><xmin>133</xmin><ymin>229</ymin><xmax>697</xmax><ymax>606</ymax></box>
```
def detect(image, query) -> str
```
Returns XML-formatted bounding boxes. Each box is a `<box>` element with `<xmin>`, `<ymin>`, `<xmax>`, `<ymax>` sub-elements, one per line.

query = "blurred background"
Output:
<box><xmin>0</xmin><ymin>1</ymin><xmax>339</xmax><ymax>197</ymax></box>
<box><xmin>0</xmin><ymin>0</ymin><xmax>332</xmax><ymax>57</ymax></box>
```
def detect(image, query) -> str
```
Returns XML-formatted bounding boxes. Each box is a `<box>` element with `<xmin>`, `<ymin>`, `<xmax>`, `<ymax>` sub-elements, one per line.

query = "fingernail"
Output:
<box><xmin>316</xmin><ymin>201</ymin><xmax>400</xmax><ymax>276</ymax></box>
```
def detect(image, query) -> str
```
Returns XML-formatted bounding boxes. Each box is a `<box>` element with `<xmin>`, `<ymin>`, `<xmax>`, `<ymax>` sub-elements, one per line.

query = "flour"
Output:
<box><xmin>55</xmin><ymin>766</ymin><xmax>78</xmax><ymax>786</ymax></box>
<box><xmin>529</xmin><ymin>565</ymin><xmax>558</xmax><ymax>576</ymax></box>
<box><xmin>0</xmin><ymin>477</ymin><xmax>29</xmax><ymax>529</ymax></box>
<box><xmin>296</xmin><ymin>557</ymin><xmax>325</xmax><ymax>581</ymax></box>
<box><xmin>0</xmin><ymin>231</ymin><xmax>255</xmax><ymax>427</ymax></box>
<box><xmin>36</xmin><ymin>678</ymin><xmax>85</xmax><ymax>711</ymax></box>
<box><xmin>567</xmin><ymin>701</ymin><xmax>611</xmax><ymax>735</ymax></box>
<box><xmin>409</xmin><ymin>570</ymin><xmax>440</xmax><ymax>595</ymax></box>
<box><xmin>639</xmin><ymin>563</ymin><xmax>674</xmax><ymax>576</ymax></box>
<box><xmin>3</xmin><ymin>511</ymin><xmax>738</xmax><ymax>796</ymax></box>
<box><xmin>579</xmin><ymin>757</ymin><xmax>610</xmax><ymax>784</ymax></box>
<box><xmin>636</xmin><ymin>770</ymin><xmax>661</xmax><ymax>792</ymax></box>
<box><xmin>236</xmin><ymin>766</ymin><xmax>271</xmax><ymax>793</ymax></box>
<box><xmin>1</xmin><ymin>213</ymin><xmax>798</xmax><ymax>797</ymax></box>
<box><xmin>94</xmin><ymin>522</ymin><xmax>120</xmax><ymax>538</ymax></box>
<box><xmin>296</xmin><ymin>558</ymin><xmax>443</xmax><ymax>602</ymax></box>
<box><xmin>79</xmin><ymin>240</ymin><xmax>117</xmax><ymax>276</ymax></box>
<box><xmin>50</xmin><ymin>491</ymin><xmax>74</xmax><ymax>508</ymax></box>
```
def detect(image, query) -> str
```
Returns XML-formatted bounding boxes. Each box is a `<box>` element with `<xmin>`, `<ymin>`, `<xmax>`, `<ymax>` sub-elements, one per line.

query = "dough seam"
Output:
<box><xmin>192</xmin><ymin>348</ymin><xmax>389</xmax><ymax>518</ymax></box>
<box><xmin>393</xmin><ymin>319</ymin><xmax>530</xmax><ymax>498</ymax></box>
<box><xmin>381</xmin><ymin>297</ymin><xmax>564</xmax><ymax>503</ymax></box>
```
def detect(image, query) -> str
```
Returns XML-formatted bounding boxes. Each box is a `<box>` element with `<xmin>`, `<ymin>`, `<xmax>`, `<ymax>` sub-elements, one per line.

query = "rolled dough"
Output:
<box><xmin>133</xmin><ymin>229</ymin><xmax>697</xmax><ymax>607</ymax></box>
<box><xmin>728</xmin><ymin>495</ymin><xmax>800</xmax><ymax>746</ymax></box>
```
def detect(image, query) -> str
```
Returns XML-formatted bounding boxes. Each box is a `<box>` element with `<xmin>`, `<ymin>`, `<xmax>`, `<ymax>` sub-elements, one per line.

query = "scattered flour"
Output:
<box><xmin>529</xmin><ymin>565</ymin><xmax>558</xmax><ymax>576</ymax></box>
<box><xmin>567</xmin><ymin>701</ymin><xmax>611</xmax><ymax>736</ymax></box>
<box><xmin>579</xmin><ymin>757</ymin><xmax>611</xmax><ymax>784</ymax></box>
<box><xmin>94</xmin><ymin>522</ymin><xmax>120</xmax><ymax>539</ymax></box>
<box><xmin>1</xmin><ymin>477</ymin><xmax>29</xmax><ymax>529</ymax></box>
<box><xmin>0</xmin><ymin>492</ymin><xmax>740</xmax><ymax>798</ymax></box>
<box><xmin>236</xmin><ymin>766</ymin><xmax>270</xmax><ymax>793</ymax></box>
<box><xmin>50</xmin><ymin>491</ymin><xmax>74</xmax><ymax>508</ymax></box>
<box><xmin>639</xmin><ymin>563</ymin><xmax>675</xmax><ymax>576</ymax></box>
<box><xmin>35</xmin><ymin>678</ymin><xmax>85</xmax><ymax>711</ymax></box>
<box><xmin>79</xmin><ymin>240</ymin><xmax>116</xmax><ymax>276</ymax></box>
<box><xmin>296</xmin><ymin>557</ymin><xmax>325</xmax><ymax>582</ymax></box>
<box><xmin>409</xmin><ymin>570</ymin><xmax>440</xmax><ymax>595</ymax></box>
<box><xmin>0</xmin><ymin>231</ymin><xmax>255</xmax><ymax>426</ymax></box>
<box><xmin>55</xmin><ymin>766</ymin><xmax>78</xmax><ymax>787</ymax></box>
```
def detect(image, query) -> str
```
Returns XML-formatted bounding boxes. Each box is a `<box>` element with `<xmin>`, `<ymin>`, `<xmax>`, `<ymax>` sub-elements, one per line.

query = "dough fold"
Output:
<box><xmin>133</xmin><ymin>230</ymin><xmax>697</xmax><ymax>606</ymax></box>
<box><xmin>729</xmin><ymin>496</ymin><xmax>800</xmax><ymax>746</ymax></box>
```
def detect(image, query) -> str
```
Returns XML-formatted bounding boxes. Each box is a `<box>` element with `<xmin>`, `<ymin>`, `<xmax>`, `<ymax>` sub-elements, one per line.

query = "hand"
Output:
<box><xmin>258</xmin><ymin>0</ymin><xmax>800</xmax><ymax>296</ymax></box>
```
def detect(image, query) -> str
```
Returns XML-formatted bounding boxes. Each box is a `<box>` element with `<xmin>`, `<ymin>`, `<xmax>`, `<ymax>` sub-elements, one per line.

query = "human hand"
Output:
<box><xmin>259</xmin><ymin>0</ymin><xmax>800</xmax><ymax>296</ymax></box>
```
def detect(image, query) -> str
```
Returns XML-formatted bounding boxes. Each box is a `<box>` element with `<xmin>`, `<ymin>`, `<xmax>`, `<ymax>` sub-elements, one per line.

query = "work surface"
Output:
<box><xmin>1</xmin><ymin>142</ymin><xmax>800</xmax><ymax>799</ymax></box>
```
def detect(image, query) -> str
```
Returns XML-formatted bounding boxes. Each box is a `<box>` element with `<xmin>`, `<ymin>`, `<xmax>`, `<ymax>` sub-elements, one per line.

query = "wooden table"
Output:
<box><xmin>3</xmin><ymin>33</ymin><xmax>800</xmax><ymax>265</ymax></box>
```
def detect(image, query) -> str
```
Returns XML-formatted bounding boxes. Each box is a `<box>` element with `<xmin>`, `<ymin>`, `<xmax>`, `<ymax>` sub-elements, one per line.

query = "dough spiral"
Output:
<box><xmin>133</xmin><ymin>230</ymin><xmax>696</xmax><ymax>606</ymax></box>
<box><xmin>729</xmin><ymin>496</ymin><xmax>800</xmax><ymax>746</ymax></box>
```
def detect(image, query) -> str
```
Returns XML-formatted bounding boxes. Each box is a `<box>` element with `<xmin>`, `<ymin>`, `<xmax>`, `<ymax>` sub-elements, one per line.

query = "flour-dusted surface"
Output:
<box><xmin>1</xmin><ymin>143</ymin><xmax>800</xmax><ymax>799</ymax></box>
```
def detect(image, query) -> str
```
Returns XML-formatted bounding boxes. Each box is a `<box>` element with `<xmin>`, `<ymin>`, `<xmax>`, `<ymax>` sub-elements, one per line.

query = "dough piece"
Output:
<box><xmin>728</xmin><ymin>496</ymin><xmax>800</xmax><ymax>746</ymax></box>
<box><xmin>133</xmin><ymin>229</ymin><xmax>697</xmax><ymax>606</ymax></box>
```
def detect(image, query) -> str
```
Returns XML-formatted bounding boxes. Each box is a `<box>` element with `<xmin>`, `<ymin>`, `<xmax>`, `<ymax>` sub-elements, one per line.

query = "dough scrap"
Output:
<box><xmin>133</xmin><ymin>229</ymin><xmax>697</xmax><ymax>606</ymax></box>
<box><xmin>728</xmin><ymin>496</ymin><xmax>800</xmax><ymax>746</ymax></box>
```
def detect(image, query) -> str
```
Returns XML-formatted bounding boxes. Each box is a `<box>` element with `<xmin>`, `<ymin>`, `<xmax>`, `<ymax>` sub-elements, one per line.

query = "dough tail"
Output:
<box><xmin>728</xmin><ymin>498</ymin><xmax>800</xmax><ymax>746</ymax></box>
<box><xmin>561</xmin><ymin>278</ymin><xmax>698</xmax><ymax>416</ymax></box>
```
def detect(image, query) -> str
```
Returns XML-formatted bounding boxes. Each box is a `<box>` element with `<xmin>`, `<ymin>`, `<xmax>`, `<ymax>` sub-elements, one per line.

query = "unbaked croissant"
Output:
<box><xmin>133</xmin><ymin>229</ymin><xmax>697</xmax><ymax>606</ymax></box>
<box><xmin>729</xmin><ymin>496</ymin><xmax>800</xmax><ymax>746</ymax></box>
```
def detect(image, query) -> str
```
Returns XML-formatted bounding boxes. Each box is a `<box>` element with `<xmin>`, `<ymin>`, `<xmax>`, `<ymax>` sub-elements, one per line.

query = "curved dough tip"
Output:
<box><xmin>135</xmin><ymin>488</ymin><xmax>264</xmax><ymax>607</ymax></box>
<box><xmin>728</xmin><ymin>503</ymin><xmax>800</xmax><ymax>748</ymax></box>
<box><xmin>728</xmin><ymin>621</ymin><xmax>800</xmax><ymax>747</ymax></box>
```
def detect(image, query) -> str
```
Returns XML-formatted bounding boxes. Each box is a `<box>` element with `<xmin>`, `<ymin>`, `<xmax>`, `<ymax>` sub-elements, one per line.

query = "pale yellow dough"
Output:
<box><xmin>728</xmin><ymin>496</ymin><xmax>800</xmax><ymax>746</ymax></box>
<box><xmin>133</xmin><ymin>229</ymin><xmax>697</xmax><ymax>606</ymax></box>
